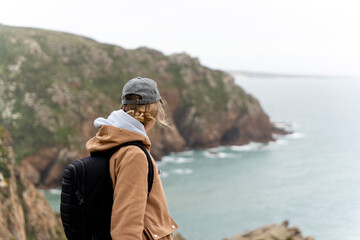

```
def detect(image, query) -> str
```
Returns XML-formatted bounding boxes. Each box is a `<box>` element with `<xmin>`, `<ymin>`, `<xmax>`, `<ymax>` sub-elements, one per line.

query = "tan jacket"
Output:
<box><xmin>86</xmin><ymin>125</ymin><xmax>178</xmax><ymax>240</ymax></box>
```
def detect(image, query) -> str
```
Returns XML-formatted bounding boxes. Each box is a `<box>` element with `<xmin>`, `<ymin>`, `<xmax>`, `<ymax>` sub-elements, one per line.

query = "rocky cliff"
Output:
<box><xmin>0</xmin><ymin>126</ymin><xmax>65</xmax><ymax>239</ymax></box>
<box><xmin>0</xmin><ymin>24</ymin><xmax>287</xmax><ymax>188</ymax></box>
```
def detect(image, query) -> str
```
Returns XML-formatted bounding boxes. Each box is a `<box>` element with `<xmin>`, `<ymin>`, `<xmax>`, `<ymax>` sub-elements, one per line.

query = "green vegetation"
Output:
<box><xmin>0</xmin><ymin>24</ymin><xmax>257</xmax><ymax>161</ymax></box>
<box><xmin>0</xmin><ymin>126</ymin><xmax>10</xmax><ymax>181</ymax></box>
<box><xmin>0</xmin><ymin>161</ymin><xmax>10</xmax><ymax>180</ymax></box>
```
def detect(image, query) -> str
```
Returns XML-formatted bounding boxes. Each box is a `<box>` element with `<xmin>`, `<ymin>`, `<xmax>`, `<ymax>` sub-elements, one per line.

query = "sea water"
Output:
<box><xmin>44</xmin><ymin>75</ymin><xmax>360</xmax><ymax>240</ymax></box>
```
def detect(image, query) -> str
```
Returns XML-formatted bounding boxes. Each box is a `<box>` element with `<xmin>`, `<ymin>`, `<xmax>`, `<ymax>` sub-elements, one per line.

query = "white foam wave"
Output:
<box><xmin>230</xmin><ymin>142</ymin><xmax>268</xmax><ymax>151</ymax></box>
<box><xmin>173</xmin><ymin>168</ymin><xmax>193</xmax><ymax>175</ymax></box>
<box><xmin>161</xmin><ymin>156</ymin><xmax>194</xmax><ymax>164</ymax></box>
<box><xmin>274</xmin><ymin>139</ymin><xmax>288</xmax><ymax>146</ymax></box>
<box><xmin>156</xmin><ymin>161</ymin><xmax>165</xmax><ymax>167</ymax></box>
<box><xmin>49</xmin><ymin>189</ymin><xmax>61</xmax><ymax>195</ymax></box>
<box><xmin>286</xmin><ymin>132</ymin><xmax>305</xmax><ymax>139</ymax></box>
<box><xmin>273</xmin><ymin>121</ymin><xmax>299</xmax><ymax>131</ymax></box>
<box><xmin>160</xmin><ymin>171</ymin><xmax>169</xmax><ymax>178</ymax></box>
<box><xmin>230</xmin><ymin>139</ymin><xmax>290</xmax><ymax>151</ymax></box>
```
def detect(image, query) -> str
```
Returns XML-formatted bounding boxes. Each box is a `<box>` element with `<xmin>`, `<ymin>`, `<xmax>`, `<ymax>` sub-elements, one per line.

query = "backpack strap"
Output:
<box><xmin>98</xmin><ymin>141</ymin><xmax>154</xmax><ymax>197</ymax></box>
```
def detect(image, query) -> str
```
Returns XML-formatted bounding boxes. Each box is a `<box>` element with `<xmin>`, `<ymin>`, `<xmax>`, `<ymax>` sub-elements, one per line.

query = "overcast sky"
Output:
<box><xmin>1</xmin><ymin>0</ymin><xmax>359</xmax><ymax>76</ymax></box>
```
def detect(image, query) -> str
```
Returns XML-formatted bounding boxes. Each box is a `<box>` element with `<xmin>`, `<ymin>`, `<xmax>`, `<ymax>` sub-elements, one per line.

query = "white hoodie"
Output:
<box><xmin>93</xmin><ymin>109</ymin><xmax>148</xmax><ymax>138</ymax></box>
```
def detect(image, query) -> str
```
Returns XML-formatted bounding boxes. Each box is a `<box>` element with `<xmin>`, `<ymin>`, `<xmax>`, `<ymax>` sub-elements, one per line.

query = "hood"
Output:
<box><xmin>86</xmin><ymin>125</ymin><xmax>151</xmax><ymax>153</ymax></box>
<box><xmin>93</xmin><ymin>109</ymin><xmax>148</xmax><ymax>138</ymax></box>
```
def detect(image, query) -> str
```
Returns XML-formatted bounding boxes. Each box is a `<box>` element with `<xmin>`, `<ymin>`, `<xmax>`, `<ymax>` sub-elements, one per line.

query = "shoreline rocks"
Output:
<box><xmin>173</xmin><ymin>221</ymin><xmax>314</xmax><ymax>240</ymax></box>
<box><xmin>224</xmin><ymin>221</ymin><xmax>314</xmax><ymax>240</ymax></box>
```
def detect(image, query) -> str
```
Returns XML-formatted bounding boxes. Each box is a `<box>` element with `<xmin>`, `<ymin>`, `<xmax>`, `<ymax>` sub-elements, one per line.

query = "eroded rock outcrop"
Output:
<box><xmin>0</xmin><ymin>127</ymin><xmax>65</xmax><ymax>239</ymax></box>
<box><xmin>224</xmin><ymin>221</ymin><xmax>314</xmax><ymax>240</ymax></box>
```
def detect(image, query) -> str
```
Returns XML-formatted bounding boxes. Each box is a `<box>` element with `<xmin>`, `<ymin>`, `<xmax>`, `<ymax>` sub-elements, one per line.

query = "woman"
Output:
<box><xmin>86</xmin><ymin>77</ymin><xmax>178</xmax><ymax>240</ymax></box>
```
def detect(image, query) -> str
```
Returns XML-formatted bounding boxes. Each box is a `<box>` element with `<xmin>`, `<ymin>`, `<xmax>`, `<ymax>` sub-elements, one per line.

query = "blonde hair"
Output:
<box><xmin>120</xmin><ymin>94</ymin><xmax>169</xmax><ymax>128</ymax></box>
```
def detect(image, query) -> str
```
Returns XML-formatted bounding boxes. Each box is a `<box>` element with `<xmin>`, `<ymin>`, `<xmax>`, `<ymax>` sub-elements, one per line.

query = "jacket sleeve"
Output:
<box><xmin>110</xmin><ymin>148</ymin><xmax>148</xmax><ymax>240</ymax></box>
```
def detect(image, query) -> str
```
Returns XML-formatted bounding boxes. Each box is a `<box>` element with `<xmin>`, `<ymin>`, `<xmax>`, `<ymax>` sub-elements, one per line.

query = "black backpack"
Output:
<box><xmin>60</xmin><ymin>141</ymin><xmax>154</xmax><ymax>240</ymax></box>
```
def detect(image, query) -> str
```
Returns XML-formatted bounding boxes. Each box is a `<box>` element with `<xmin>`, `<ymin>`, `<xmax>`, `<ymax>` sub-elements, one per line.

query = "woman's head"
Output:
<box><xmin>120</xmin><ymin>77</ymin><xmax>169</xmax><ymax>130</ymax></box>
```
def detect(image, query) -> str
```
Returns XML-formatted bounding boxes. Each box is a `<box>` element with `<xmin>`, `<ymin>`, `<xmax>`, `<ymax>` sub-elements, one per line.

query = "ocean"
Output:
<box><xmin>44</xmin><ymin>75</ymin><xmax>360</xmax><ymax>240</ymax></box>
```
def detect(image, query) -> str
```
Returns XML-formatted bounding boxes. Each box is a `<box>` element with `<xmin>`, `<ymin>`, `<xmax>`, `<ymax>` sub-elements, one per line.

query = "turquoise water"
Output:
<box><xmin>45</xmin><ymin>76</ymin><xmax>360</xmax><ymax>240</ymax></box>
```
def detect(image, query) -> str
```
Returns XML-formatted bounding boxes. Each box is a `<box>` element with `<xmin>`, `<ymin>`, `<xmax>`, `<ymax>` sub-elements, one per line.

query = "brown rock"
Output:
<box><xmin>0</xmin><ymin>129</ymin><xmax>65</xmax><ymax>239</ymax></box>
<box><xmin>21</xmin><ymin>161</ymin><xmax>41</xmax><ymax>185</ymax></box>
<box><xmin>226</xmin><ymin>221</ymin><xmax>314</xmax><ymax>240</ymax></box>
<box><xmin>42</xmin><ymin>148</ymin><xmax>79</xmax><ymax>188</ymax></box>
<box><xmin>22</xmin><ymin>184</ymin><xmax>63</xmax><ymax>239</ymax></box>
<box><xmin>221</xmin><ymin>113</ymin><xmax>275</xmax><ymax>146</ymax></box>
<box><xmin>173</xmin><ymin>232</ymin><xmax>186</xmax><ymax>240</ymax></box>
<box><xmin>22</xmin><ymin>148</ymin><xmax>56</xmax><ymax>172</ymax></box>
<box><xmin>43</xmin><ymin>161</ymin><xmax>65</xmax><ymax>188</ymax></box>
<box><xmin>21</xmin><ymin>148</ymin><xmax>57</xmax><ymax>186</ymax></box>
<box><xmin>0</xmin><ymin>164</ymin><xmax>26</xmax><ymax>240</ymax></box>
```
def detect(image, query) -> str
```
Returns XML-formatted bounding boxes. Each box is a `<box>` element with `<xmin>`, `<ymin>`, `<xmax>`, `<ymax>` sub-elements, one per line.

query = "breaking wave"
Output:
<box><xmin>172</xmin><ymin>168</ymin><xmax>194</xmax><ymax>175</ymax></box>
<box><xmin>286</xmin><ymin>132</ymin><xmax>305</xmax><ymax>139</ymax></box>
<box><xmin>161</xmin><ymin>156</ymin><xmax>194</xmax><ymax>164</ymax></box>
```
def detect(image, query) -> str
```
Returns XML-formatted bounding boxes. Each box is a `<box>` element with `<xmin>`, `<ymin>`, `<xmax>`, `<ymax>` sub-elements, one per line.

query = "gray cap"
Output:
<box><xmin>121</xmin><ymin>77</ymin><xmax>162</xmax><ymax>105</ymax></box>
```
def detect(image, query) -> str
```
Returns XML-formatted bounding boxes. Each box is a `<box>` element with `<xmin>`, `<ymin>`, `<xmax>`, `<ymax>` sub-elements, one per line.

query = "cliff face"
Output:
<box><xmin>0</xmin><ymin>127</ymin><xmax>65</xmax><ymax>239</ymax></box>
<box><xmin>0</xmin><ymin>24</ymin><xmax>287</xmax><ymax>188</ymax></box>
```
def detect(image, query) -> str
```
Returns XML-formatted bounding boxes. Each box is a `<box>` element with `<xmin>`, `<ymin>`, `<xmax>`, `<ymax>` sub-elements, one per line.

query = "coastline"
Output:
<box><xmin>43</xmin><ymin>125</ymin><xmax>299</xmax><ymax>213</ymax></box>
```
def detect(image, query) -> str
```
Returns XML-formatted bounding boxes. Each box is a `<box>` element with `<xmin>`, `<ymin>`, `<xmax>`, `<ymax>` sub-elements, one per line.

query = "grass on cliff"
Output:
<box><xmin>0</xmin><ymin>24</ymin><xmax>256</xmax><ymax>162</ymax></box>
<box><xmin>0</xmin><ymin>126</ymin><xmax>11</xmax><ymax>181</ymax></box>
